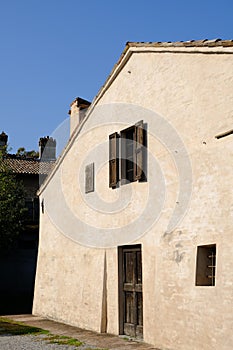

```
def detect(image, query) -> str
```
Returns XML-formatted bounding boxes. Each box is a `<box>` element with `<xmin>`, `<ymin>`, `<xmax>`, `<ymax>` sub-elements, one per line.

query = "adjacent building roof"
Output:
<box><xmin>0</xmin><ymin>156</ymin><xmax>55</xmax><ymax>175</ymax></box>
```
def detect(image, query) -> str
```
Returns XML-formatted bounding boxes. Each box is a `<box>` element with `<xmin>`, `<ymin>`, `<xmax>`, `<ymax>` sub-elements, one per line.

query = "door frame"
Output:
<box><xmin>118</xmin><ymin>244</ymin><xmax>143</xmax><ymax>337</ymax></box>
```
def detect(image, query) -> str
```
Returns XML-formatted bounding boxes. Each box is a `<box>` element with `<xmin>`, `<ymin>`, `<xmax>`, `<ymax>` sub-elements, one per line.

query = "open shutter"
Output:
<box><xmin>109</xmin><ymin>132</ymin><xmax>119</xmax><ymax>188</ymax></box>
<box><xmin>134</xmin><ymin>120</ymin><xmax>144</xmax><ymax>181</ymax></box>
<box><xmin>120</xmin><ymin>130</ymin><xmax>127</xmax><ymax>184</ymax></box>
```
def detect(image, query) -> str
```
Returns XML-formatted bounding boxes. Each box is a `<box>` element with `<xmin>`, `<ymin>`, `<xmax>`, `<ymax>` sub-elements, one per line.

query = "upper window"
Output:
<box><xmin>109</xmin><ymin>120</ymin><xmax>146</xmax><ymax>188</ymax></box>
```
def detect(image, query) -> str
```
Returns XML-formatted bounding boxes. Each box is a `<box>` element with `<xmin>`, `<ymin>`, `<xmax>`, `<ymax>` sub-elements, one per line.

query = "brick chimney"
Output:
<box><xmin>69</xmin><ymin>97</ymin><xmax>91</xmax><ymax>136</ymax></box>
<box><xmin>0</xmin><ymin>131</ymin><xmax>8</xmax><ymax>149</ymax></box>
<box><xmin>39</xmin><ymin>136</ymin><xmax>56</xmax><ymax>160</ymax></box>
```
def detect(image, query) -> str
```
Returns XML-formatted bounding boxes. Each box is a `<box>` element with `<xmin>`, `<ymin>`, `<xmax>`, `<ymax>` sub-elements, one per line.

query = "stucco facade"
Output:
<box><xmin>33</xmin><ymin>40</ymin><xmax>233</xmax><ymax>350</ymax></box>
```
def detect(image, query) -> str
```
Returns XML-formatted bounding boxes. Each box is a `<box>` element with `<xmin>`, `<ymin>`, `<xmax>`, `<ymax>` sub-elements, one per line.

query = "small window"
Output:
<box><xmin>195</xmin><ymin>244</ymin><xmax>216</xmax><ymax>286</ymax></box>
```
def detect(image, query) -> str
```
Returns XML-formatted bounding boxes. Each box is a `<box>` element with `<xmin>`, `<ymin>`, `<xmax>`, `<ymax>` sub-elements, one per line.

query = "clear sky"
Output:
<box><xmin>0</xmin><ymin>0</ymin><xmax>232</xmax><ymax>153</ymax></box>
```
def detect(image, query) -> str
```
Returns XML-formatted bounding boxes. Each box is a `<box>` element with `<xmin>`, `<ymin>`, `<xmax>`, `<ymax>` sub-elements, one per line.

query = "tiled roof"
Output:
<box><xmin>126</xmin><ymin>39</ymin><xmax>233</xmax><ymax>48</ymax></box>
<box><xmin>0</xmin><ymin>157</ymin><xmax>55</xmax><ymax>175</ymax></box>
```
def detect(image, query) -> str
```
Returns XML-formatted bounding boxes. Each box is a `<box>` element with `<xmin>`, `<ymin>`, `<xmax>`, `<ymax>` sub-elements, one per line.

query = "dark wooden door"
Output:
<box><xmin>118</xmin><ymin>245</ymin><xmax>143</xmax><ymax>338</ymax></box>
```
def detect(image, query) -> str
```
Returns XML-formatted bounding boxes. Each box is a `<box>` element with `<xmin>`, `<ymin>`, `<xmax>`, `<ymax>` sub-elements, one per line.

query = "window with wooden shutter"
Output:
<box><xmin>121</xmin><ymin>126</ymin><xmax>135</xmax><ymax>184</ymax></box>
<box><xmin>120</xmin><ymin>120</ymin><xmax>145</xmax><ymax>184</ymax></box>
<box><xmin>109</xmin><ymin>121</ymin><xmax>146</xmax><ymax>187</ymax></box>
<box><xmin>134</xmin><ymin>120</ymin><xmax>144</xmax><ymax>181</ymax></box>
<box><xmin>109</xmin><ymin>132</ymin><xmax>119</xmax><ymax>188</ymax></box>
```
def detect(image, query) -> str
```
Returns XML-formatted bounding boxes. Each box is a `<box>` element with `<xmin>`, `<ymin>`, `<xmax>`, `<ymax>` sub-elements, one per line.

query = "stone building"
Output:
<box><xmin>0</xmin><ymin>133</ymin><xmax>55</xmax><ymax>314</ymax></box>
<box><xmin>33</xmin><ymin>40</ymin><xmax>233</xmax><ymax>350</ymax></box>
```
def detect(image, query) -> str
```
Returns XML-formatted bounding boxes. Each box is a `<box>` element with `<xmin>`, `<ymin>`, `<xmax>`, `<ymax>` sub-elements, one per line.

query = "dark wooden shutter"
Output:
<box><xmin>120</xmin><ymin>130</ymin><xmax>126</xmax><ymax>184</ymax></box>
<box><xmin>109</xmin><ymin>132</ymin><xmax>119</xmax><ymax>188</ymax></box>
<box><xmin>134</xmin><ymin>120</ymin><xmax>144</xmax><ymax>181</ymax></box>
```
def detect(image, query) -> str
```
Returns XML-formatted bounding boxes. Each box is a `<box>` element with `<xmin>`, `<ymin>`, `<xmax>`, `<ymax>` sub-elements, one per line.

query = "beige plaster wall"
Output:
<box><xmin>33</xmin><ymin>47</ymin><xmax>233</xmax><ymax>349</ymax></box>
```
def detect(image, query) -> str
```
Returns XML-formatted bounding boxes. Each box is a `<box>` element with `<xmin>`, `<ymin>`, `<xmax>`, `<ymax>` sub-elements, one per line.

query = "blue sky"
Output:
<box><xmin>0</xmin><ymin>0</ymin><xmax>232</xmax><ymax>153</ymax></box>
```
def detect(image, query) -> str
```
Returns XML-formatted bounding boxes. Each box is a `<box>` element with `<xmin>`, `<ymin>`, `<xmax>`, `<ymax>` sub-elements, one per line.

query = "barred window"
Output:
<box><xmin>196</xmin><ymin>244</ymin><xmax>216</xmax><ymax>286</ymax></box>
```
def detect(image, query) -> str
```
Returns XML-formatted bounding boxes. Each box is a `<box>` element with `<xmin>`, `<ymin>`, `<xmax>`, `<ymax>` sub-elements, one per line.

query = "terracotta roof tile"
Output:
<box><xmin>0</xmin><ymin>157</ymin><xmax>55</xmax><ymax>175</ymax></box>
<box><xmin>126</xmin><ymin>39</ymin><xmax>233</xmax><ymax>47</ymax></box>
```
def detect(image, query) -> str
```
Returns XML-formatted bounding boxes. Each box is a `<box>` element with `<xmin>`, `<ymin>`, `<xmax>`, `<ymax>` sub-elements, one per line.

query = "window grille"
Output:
<box><xmin>196</xmin><ymin>244</ymin><xmax>216</xmax><ymax>286</ymax></box>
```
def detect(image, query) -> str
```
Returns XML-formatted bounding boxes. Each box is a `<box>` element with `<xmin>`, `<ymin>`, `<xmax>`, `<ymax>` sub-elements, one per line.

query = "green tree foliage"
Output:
<box><xmin>0</xmin><ymin>153</ymin><xmax>26</xmax><ymax>253</ymax></box>
<box><xmin>16</xmin><ymin>147</ymin><xmax>26</xmax><ymax>156</ymax></box>
<box><xmin>16</xmin><ymin>147</ymin><xmax>39</xmax><ymax>159</ymax></box>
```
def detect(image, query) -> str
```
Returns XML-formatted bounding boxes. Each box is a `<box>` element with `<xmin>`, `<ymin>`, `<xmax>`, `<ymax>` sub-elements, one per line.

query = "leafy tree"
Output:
<box><xmin>16</xmin><ymin>147</ymin><xmax>39</xmax><ymax>159</ymax></box>
<box><xmin>26</xmin><ymin>150</ymin><xmax>39</xmax><ymax>158</ymax></box>
<box><xmin>0</xmin><ymin>152</ymin><xmax>27</xmax><ymax>253</ymax></box>
<box><xmin>16</xmin><ymin>147</ymin><xmax>26</xmax><ymax>156</ymax></box>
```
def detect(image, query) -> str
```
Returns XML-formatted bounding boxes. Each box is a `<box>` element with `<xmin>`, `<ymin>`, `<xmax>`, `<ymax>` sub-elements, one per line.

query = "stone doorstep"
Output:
<box><xmin>2</xmin><ymin>315</ymin><xmax>159</xmax><ymax>350</ymax></box>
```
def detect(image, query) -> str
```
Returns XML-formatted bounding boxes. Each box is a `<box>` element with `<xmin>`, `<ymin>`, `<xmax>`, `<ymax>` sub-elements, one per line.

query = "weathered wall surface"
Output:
<box><xmin>33</xmin><ymin>46</ymin><xmax>233</xmax><ymax>349</ymax></box>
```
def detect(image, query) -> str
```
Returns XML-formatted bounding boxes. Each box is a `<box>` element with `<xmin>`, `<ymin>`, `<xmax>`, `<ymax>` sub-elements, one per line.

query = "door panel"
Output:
<box><xmin>118</xmin><ymin>245</ymin><xmax>143</xmax><ymax>338</ymax></box>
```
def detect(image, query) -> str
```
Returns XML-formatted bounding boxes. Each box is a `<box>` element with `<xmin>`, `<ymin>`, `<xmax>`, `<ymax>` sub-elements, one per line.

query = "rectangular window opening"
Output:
<box><xmin>109</xmin><ymin>121</ymin><xmax>147</xmax><ymax>189</ymax></box>
<box><xmin>196</xmin><ymin>244</ymin><xmax>216</xmax><ymax>286</ymax></box>
<box><xmin>121</xmin><ymin>126</ymin><xmax>135</xmax><ymax>184</ymax></box>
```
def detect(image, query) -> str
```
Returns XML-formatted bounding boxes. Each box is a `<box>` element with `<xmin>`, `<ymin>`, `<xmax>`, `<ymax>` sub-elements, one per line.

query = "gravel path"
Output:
<box><xmin>0</xmin><ymin>334</ymin><xmax>99</xmax><ymax>350</ymax></box>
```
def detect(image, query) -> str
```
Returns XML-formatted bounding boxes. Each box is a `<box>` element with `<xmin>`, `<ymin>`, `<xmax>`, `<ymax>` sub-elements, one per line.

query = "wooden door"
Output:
<box><xmin>118</xmin><ymin>245</ymin><xmax>143</xmax><ymax>338</ymax></box>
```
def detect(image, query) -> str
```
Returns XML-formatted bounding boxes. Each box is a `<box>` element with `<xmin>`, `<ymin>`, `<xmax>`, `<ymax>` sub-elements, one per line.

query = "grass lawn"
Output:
<box><xmin>0</xmin><ymin>317</ymin><xmax>108</xmax><ymax>349</ymax></box>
